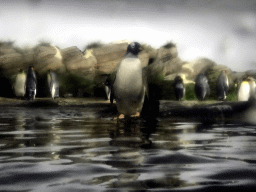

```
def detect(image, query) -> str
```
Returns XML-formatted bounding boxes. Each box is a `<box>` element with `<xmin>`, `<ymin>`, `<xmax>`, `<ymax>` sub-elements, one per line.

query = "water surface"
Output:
<box><xmin>0</xmin><ymin>107</ymin><xmax>256</xmax><ymax>191</ymax></box>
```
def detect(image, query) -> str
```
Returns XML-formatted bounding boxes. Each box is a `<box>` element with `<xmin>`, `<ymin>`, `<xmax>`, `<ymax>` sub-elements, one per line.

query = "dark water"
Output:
<box><xmin>1</xmin><ymin>107</ymin><xmax>256</xmax><ymax>191</ymax></box>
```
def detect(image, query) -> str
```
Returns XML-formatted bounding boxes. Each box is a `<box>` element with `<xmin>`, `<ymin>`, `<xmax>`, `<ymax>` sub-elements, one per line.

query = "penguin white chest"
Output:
<box><xmin>115</xmin><ymin>58</ymin><xmax>143</xmax><ymax>95</ymax></box>
<box><xmin>238</xmin><ymin>82</ymin><xmax>250</xmax><ymax>101</ymax></box>
<box><xmin>14</xmin><ymin>74</ymin><xmax>26</xmax><ymax>97</ymax></box>
<box><xmin>114</xmin><ymin>58</ymin><xmax>145</xmax><ymax>115</ymax></box>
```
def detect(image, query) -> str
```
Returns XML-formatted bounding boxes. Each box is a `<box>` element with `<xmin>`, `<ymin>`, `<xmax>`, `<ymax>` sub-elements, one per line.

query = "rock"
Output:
<box><xmin>0</xmin><ymin>46</ymin><xmax>31</xmax><ymax>76</ymax></box>
<box><xmin>61</xmin><ymin>46</ymin><xmax>96</xmax><ymax>80</ymax></box>
<box><xmin>93</xmin><ymin>42</ymin><xmax>129</xmax><ymax>74</ymax></box>
<box><xmin>33</xmin><ymin>44</ymin><xmax>65</xmax><ymax>75</ymax></box>
<box><xmin>181</xmin><ymin>58</ymin><xmax>216</xmax><ymax>80</ymax></box>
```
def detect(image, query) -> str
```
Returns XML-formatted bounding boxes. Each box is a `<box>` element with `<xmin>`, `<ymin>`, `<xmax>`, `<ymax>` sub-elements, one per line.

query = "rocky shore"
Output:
<box><xmin>1</xmin><ymin>97</ymin><xmax>255</xmax><ymax>125</ymax></box>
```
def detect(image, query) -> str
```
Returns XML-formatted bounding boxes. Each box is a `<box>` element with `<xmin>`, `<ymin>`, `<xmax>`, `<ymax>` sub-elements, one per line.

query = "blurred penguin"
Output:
<box><xmin>13</xmin><ymin>69</ymin><xmax>26</xmax><ymax>98</ymax></box>
<box><xmin>173</xmin><ymin>75</ymin><xmax>185</xmax><ymax>101</ymax></box>
<box><xmin>216</xmin><ymin>70</ymin><xmax>229</xmax><ymax>100</ymax></box>
<box><xmin>47</xmin><ymin>69</ymin><xmax>59</xmax><ymax>100</ymax></box>
<box><xmin>248</xmin><ymin>76</ymin><xmax>256</xmax><ymax>99</ymax></box>
<box><xmin>195</xmin><ymin>73</ymin><xmax>210</xmax><ymax>101</ymax></box>
<box><xmin>113</xmin><ymin>42</ymin><xmax>146</xmax><ymax>118</ymax></box>
<box><xmin>238</xmin><ymin>77</ymin><xmax>255</xmax><ymax>101</ymax></box>
<box><xmin>26</xmin><ymin>66</ymin><xmax>37</xmax><ymax>100</ymax></box>
<box><xmin>104</xmin><ymin>75</ymin><xmax>112</xmax><ymax>100</ymax></box>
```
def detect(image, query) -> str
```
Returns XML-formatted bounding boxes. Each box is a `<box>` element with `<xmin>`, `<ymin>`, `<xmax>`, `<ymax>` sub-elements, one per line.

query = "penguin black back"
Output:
<box><xmin>26</xmin><ymin>66</ymin><xmax>37</xmax><ymax>100</ymax></box>
<box><xmin>195</xmin><ymin>73</ymin><xmax>210</xmax><ymax>101</ymax></box>
<box><xmin>173</xmin><ymin>75</ymin><xmax>185</xmax><ymax>101</ymax></box>
<box><xmin>216</xmin><ymin>70</ymin><xmax>229</xmax><ymax>100</ymax></box>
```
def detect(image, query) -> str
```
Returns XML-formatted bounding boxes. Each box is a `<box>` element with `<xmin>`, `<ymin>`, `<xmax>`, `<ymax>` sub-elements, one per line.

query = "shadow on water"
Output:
<box><xmin>0</xmin><ymin>108</ymin><xmax>256</xmax><ymax>191</ymax></box>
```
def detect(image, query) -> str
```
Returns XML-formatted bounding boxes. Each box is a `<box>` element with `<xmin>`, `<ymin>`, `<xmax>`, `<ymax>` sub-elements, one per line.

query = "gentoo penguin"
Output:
<box><xmin>195</xmin><ymin>73</ymin><xmax>210</xmax><ymax>101</ymax></box>
<box><xmin>113</xmin><ymin>42</ymin><xmax>145</xmax><ymax>118</ymax></box>
<box><xmin>13</xmin><ymin>69</ymin><xmax>26</xmax><ymax>98</ymax></box>
<box><xmin>173</xmin><ymin>75</ymin><xmax>185</xmax><ymax>101</ymax></box>
<box><xmin>26</xmin><ymin>66</ymin><xmax>37</xmax><ymax>100</ymax></box>
<box><xmin>216</xmin><ymin>70</ymin><xmax>229</xmax><ymax>100</ymax></box>
<box><xmin>47</xmin><ymin>69</ymin><xmax>59</xmax><ymax>99</ymax></box>
<box><xmin>238</xmin><ymin>77</ymin><xmax>255</xmax><ymax>101</ymax></box>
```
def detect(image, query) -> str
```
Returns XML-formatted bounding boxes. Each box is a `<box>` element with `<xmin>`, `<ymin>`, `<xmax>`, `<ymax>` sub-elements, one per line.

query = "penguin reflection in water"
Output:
<box><xmin>25</xmin><ymin>66</ymin><xmax>37</xmax><ymax>100</ymax></box>
<box><xmin>47</xmin><ymin>69</ymin><xmax>59</xmax><ymax>100</ymax></box>
<box><xmin>216</xmin><ymin>70</ymin><xmax>229</xmax><ymax>101</ymax></box>
<box><xmin>13</xmin><ymin>69</ymin><xmax>26</xmax><ymax>98</ymax></box>
<box><xmin>195</xmin><ymin>73</ymin><xmax>210</xmax><ymax>101</ymax></box>
<box><xmin>112</xmin><ymin>42</ymin><xmax>146</xmax><ymax>119</ymax></box>
<box><xmin>173</xmin><ymin>75</ymin><xmax>185</xmax><ymax>101</ymax></box>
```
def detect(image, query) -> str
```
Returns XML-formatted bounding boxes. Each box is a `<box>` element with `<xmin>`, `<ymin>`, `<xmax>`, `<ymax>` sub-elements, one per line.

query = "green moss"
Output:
<box><xmin>184</xmin><ymin>83</ymin><xmax>197</xmax><ymax>100</ymax></box>
<box><xmin>59</xmin><ymin>72</ymin><xmax>95</xmax><ymax>97</ymax></box>
<box><xmin>225</xmin><ymin>83</ymin><xmax>238</xmax><ymax>101</ymax></box>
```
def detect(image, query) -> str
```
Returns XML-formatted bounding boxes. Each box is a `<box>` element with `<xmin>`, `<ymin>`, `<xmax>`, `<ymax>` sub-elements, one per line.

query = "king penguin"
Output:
<box><xmin>216</xmin><ymin>70</ymin><xmax>229</xmax><ymax>100</ymax></box>
<box><xmin>47</xmin><ymin>69</ymin><xmax>59</xmax><ymax>100</ymax></box>
<box><xmin>173</xmin><ymin>75</ymin><xmax>185</xmax><ymax>101</ymax></box>
<box><xmin>113</xmin><ymin>42</ymin><xmax>145</xmax><ymax>118</ymax></box>
<box><xmin>26</xmin><ymin>66</ymin><xmax>37</xmax><ymax>100</ymax></box>
<box><xmin>13</xmin><ymin>69</ymin><xmax>26</xmax><ymax>98</ymax></box>
<box><xmin>195</xmin><ymin>73</ymin><xmax>210</xmax><ymax>101</ymax></box>
<box><xmin>238</xmin><ymin>77</ymin><xmax>255</xmax><ymax>101</ymax></box>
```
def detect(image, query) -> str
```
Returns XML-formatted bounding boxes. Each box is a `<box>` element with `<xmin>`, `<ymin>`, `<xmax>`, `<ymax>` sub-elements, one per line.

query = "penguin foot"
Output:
<box><xmin>131</xmin><ymin>112</ymin><xmax>140</xmax><ymax>117</ymax></box>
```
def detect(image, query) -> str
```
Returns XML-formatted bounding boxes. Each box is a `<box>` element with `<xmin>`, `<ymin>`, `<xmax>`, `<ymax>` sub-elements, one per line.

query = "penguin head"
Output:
<box><xmin>127</xmin><ymin>42</ymin><xmax>142</xmax><ymax>55</ymax></box>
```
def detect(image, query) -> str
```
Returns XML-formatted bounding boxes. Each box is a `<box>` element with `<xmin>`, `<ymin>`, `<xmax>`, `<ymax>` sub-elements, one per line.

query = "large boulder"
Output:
<box><xmin>61</xmin><ymin>46</ymin><xmax>96</xmax><ymax>80</ymax></box>
<box><xmin>33</xmin><ymin>44</ymin><xmax>65</xmax><ymax>75</ymax></box>
<box><xmin>92</xmin><ymin>42</ymin><xmax>129</xmax><ymax>74</ymax></box>
<box><xmin>147</xmin><ymin>43</ymin><xmax>183</xmax><ymax>78</ymax></box>
<box><xmin>0</xmin><ymin>44</ymin><xmax>32</xmax><ymax>77</ymax></box>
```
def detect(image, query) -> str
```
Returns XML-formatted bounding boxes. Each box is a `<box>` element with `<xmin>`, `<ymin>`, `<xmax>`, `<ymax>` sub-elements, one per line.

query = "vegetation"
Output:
<box><xmin>163</xmin><ymin>41</ymin><xmax>176</xmax><ymax>49</ymax></box>
<box><xmin>58</xmin><ymin>72</ymin><xmax>95</xmax><ymax>97</ymax></box>
<box><xmin>84</xmin><ymin>41</ymin><xmax>104</xmax><ymax>51</ymax></box>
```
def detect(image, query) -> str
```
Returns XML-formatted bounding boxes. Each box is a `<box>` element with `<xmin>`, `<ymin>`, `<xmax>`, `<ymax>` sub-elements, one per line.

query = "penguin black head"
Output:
<box><xmin>127</xmin><ymin>42</ymin><xmax>142</xmax><ymax>55</ymax></box>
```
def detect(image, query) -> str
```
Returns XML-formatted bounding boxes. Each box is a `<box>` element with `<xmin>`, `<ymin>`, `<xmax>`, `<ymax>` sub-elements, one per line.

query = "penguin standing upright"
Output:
<box><xmin>238</xmin><ymin>77</ymin><xmax>255</xmax><ymax>101</ymax></box>
<box><xmin>173</xmin><ymin>75</ymin><xmax>185</xmax><ymax>101</ymax></box>
<box><xmin>248</xmin><ymin>76</ymin><xmax>256</xmax><ymax>99</ymax></box>
<box><xmin>113</xmin><ymin>42</ymin><xmax>146</xmax><ymax>118</ymax></box>
<box><xmin>13</xmin><ymin>69</ymin><xmax>26</xmax><ymax>98</ymax></box>
<box><xmin>104</xmin><ymin>75</ymin><xmax>112</xmax><ymax>100</ymax></box>
<box><xmin>195</xmin><ymin>73</ymin><xmax>210</xmax><ymax>101</ymax></box>
<box><xmin>47</xmin><ymin>69</ymin><xmax>59</xmax><ymax>100</ymax></box>
<box><xmin>216</xmin><ymin>70</ymin><xmax>229</xmax><ymax>100</ymax></box>
<box><xmin>26</xmin><ymin>66</ymin><xmax>37</xmax><ymax>100</ymax></box>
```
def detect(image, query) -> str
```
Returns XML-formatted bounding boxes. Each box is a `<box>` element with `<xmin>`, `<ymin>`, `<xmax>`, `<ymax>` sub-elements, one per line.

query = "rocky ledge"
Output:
<box><xmin>0</xmin><ymin>97</ymin><xmax>255</xmax><ymax>125</ymax></box>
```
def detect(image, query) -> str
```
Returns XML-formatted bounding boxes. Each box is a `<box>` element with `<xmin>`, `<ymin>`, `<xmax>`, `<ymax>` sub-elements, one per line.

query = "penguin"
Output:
<box><xmin>248</xmin><ymin>76</ymin><xmax>256</xmax><ymax>99</ymax></box>
<box><xmin>238</xmin><ymin>77</ymin><xmax>255</xmax><ymax>101</ymax></box>
<box><xmin>112</xmin><ymin>42</ymin><xmax>145</xmax><ymax>118</ymax></box>
<box><xmin>25</xmin><ymin>66</ymin><xmax>37</xmax><ymax>100</ymax></box>
<box><xmin>104</xmin><ymin>75</ymin><xmax>112</xmax><ymax>100</ymax></box>
<box><xmin>47</xmin><ymin>69</ymin><xmax>59</xmax><ymax>100</ymax></box>
<box><xmin>13</xmin><ymin>69</ymin><xmax>26</xmax><ymax>98</ymax></box>
<box><xmin>173</xmin><ymin>75</ymin><xmax>185</xmax><ymax>101</ymax></box>
<box><xmin>195</xmin><ymin>73</ymin><xmax>210</xmax><ymax>101</ymax></box>
<box><xmin>216</xmin><ymin>70</ymin><xmax>229</xmax><ymax>100</ymax></box>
